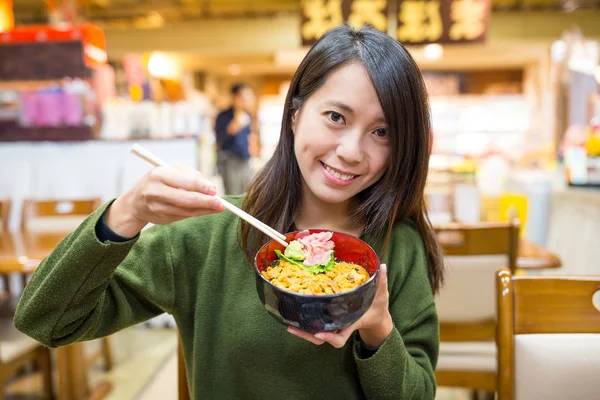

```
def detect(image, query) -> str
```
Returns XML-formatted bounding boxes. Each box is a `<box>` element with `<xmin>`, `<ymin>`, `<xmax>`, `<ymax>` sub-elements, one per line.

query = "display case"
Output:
<box><xmin>0</xmin><ymin>24</ymin><xmax>107</xmax><ymax>142</ymax></box>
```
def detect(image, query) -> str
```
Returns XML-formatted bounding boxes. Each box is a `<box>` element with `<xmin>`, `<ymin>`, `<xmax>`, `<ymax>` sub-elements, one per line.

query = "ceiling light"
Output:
<box><xmin>424</xmin><ymin>43</ymin><xmax>443</xmax><ymax>60</ymax></box>
<box><xmin>148</xmin><ymin>53</ymin><xmax>180</xmax><ymax>79</ymax></box>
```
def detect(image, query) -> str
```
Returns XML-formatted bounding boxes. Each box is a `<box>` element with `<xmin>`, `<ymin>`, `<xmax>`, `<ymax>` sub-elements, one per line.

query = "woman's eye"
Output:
<box><xmin>374</xmin><ymin>128</ymin><xmax>388</xmax><ymax>138</ymax></box>
<box><xmin>326</xmin><ymin>111</ymin><xmax>345</xmax><ymax>124</ymax></box>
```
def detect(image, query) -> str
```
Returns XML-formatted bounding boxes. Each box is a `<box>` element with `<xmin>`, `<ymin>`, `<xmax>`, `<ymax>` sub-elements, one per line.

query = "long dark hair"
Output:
<box><xmin>241</xmin><ymin>24</ymin><xmax>444</xmax><ymax>293</ymax></box>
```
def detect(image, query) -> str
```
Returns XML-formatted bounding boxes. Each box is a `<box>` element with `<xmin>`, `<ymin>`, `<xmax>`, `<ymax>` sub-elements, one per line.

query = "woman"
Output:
<box><xmin>15</xmin><ymin>25</ymin><xmax>444</xmax><ymax>399</ymax></box>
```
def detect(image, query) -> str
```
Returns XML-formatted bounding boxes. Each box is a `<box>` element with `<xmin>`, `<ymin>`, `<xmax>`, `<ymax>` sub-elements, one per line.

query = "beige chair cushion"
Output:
<box><xmin>24</xmin><ymin>215</ymin><xmax>87</xmax><ymax>233</ymax></box>
<box><xmin>0</xmin><ymin>319</ymin><xmax>41</xmax><ymax>362</ymax></box>
<box><xmin>436</xmin><ymin>255</ymin><xmax>508</xmax><ymax>322</ymax></box>
<box><xmin>515</xmin><ymin>333</ymin><xmax>600</xmax><ymax>400</ymax></box>
<box><xmin>437</xmin><ymin>341</ymin><xmax>496</xmax><ymax>372</ymax></box>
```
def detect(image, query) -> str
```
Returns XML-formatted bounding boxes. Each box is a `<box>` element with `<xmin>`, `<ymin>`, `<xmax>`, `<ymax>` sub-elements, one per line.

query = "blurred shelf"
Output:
<box><xmin>0</xmin><ymin>122</ymin><xmax>95</xmax><ymax>142</ymax></box>
<box><xmin>0</xmin><ymin>79</ymin><xmax>85</xmax><ymax>91</ymax></box>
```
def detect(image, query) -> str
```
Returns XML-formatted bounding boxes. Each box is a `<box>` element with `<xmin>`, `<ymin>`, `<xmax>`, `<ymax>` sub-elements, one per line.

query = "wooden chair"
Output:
<box><xmin>0</xmin><ymin>228</ymin><xmax>52</xmax><ymax>400</ymax></box>
<box><xmin>0</xmin><ymin>198</ymin><xmax>10</xmax><ymax>232</ymax></box>
<box><xmin>178</xmin><ymin>339</ymin><xmax>190</xmax><ymax>400</ymax></box>
<box><xmin>0</xmin><ymin>228</ymin><xmax>53</xmax><ymax>398</ymax></box>
<box><xmin>0</xmin><ymin>199</ymin><xmax>12</xmax><ymax>293</ymax></box>
<box><xmin>21</xmin><ymin>198</ymin><xmax>102</xmax><ymax>232</ymax></box>
<box><xmin>0</xmin><ymin>317</ymin><xmax>53</xmax><ymax>399</ymax></box>
<box><xmin>434</xmin><ymin>220</ymin><xmax>520</xmax><ymax>397</ymax></box>
<box><xmin>496</xmin><ymin>268</ymin><xmax>600</xmax><ymax>400</ymax></box>
<box><xmin>20</xmin><ymin>198</ymin><xmax>113</xmax><ymax>372</ymax></box>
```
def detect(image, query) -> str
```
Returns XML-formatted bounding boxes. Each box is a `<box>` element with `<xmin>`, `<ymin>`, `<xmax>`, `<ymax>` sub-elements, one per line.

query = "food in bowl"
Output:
<box><xmin>254</xmin><ymin>229</ymin><xmax>380</xmax><ymax>332</ymax></box>
<box><xmin>260</xmin><ymin>230</ymin><xmax>370</xmax><ymax>295</ymax></box>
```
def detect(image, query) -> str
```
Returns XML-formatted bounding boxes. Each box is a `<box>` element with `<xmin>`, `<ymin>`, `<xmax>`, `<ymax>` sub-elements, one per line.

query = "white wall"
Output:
<box><xmin>0</xmin><ymin>138</ymin><xmax>198</xmax><ymax>232</ymax></box>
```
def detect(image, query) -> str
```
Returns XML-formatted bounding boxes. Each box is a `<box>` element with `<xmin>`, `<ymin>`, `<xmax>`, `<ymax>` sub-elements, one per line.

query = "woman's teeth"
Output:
<box><xmin>324</xmin><ymin>164</ymin><xmax>356</xmax><ymax>181</ymax></box>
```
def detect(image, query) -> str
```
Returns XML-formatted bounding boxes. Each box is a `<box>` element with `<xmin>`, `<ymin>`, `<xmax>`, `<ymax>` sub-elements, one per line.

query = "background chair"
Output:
<box><xmin>20</xmin><ymin>198</ymin><xmax>102</xmax><ymax>233</ymax></box>
<box><xmin>178</xmin><ymin>339</ymin><xmax>190</xmax><ymax>400</ymax></box>
<box><xmin>496</xmin><ymin>268</ymin><xmax>600</xmax><ymax>400</ymax></box>
<box><xmin>434</xmin><ymin>220</ymin><xmax>520</xmax><ymax>398</ymax></box>
<box><xmin>0</xmin><ymin>199</ymin><xmax>10</xmax><ymax>233</ymax></box>
<box><xmin>0</xmin><ymin>318</ymin><xmax>53</xmax><ymax>399</ymax></box>
<box><xmin>0</xmin><ymin>199</ymin><xmax>53</xmax><ymax>398</ymax></box>
<box><xmin>0</xmin><ymin>198</ymin><xmax>12</xmax><ymax>294</ymax></box>
<box><xmin>20</xmin><ymin>198</ymin><xmax>113</xmax><ymax>372</ymax></box>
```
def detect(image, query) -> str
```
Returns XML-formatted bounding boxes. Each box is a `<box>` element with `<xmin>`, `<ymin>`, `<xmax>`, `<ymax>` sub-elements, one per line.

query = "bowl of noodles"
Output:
<box><xmin>254</xmin><ymin>229</ymin><xmax>380</xmax><ymax>333</ymax></box>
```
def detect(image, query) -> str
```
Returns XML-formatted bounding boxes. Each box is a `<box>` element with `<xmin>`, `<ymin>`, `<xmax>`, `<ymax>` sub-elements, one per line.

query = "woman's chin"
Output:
<box><xmin>313</xmin><ymin>187</ymin><xmax>356</xmax><ymax>205</ymax></box>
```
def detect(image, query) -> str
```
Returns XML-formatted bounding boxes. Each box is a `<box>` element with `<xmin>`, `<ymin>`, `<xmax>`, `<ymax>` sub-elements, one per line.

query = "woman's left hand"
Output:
<box><xmin>287</xmin><ymin>264</ymin><xmax>394</xmax><ymax>349</ymax></box>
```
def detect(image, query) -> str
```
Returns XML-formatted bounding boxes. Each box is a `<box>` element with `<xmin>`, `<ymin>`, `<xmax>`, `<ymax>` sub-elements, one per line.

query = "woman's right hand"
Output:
<box><xmin>105</xmin><ymin>164</ymin><xmax>224</xmax><ymax>238</ymax></box>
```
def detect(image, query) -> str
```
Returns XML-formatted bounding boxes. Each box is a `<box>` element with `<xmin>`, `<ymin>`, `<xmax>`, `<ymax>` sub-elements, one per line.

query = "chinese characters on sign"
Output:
<box><xmin>397</xmin><ymin>1</ymin><xmax>442</xmax><ymax>43</ymax></box>
<box><xmin>348</xmin><ymin>0</ymin><xmax>388</xmax><ymax>33</ymax></box>
<box><xmin>448</xmin><ymin>0</ymin><xmax>488</xmax><ymax>41</ymax></box>
<box><xmin>397</xmin><ymin>0</ymin><xmax>490</xmax><ymax>44</ymax></box>
<box><xmin>300</xmin><ymin>0</ymin><xmax>490</xmax><ymax>46</ymax></box>
<box><xmin>301</xmin><ymin>0</ymin><xmax>344</xmax><ymax>45</ymax></box>
<box><xmin>301</xmin><ymin>0</ymin><xmax>389</xmax><ymax>45</ymax></box>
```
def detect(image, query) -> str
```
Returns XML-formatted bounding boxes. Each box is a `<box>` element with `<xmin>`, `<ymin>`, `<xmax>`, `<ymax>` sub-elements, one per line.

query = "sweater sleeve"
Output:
<box><xmin>354</xmin><ymin>223</ymin><xmax>439</xmax><ymax>400</ymax></box>
<box><xmin>14</xmin><ymin>200</ymin><xmax>176</xmax><ymax>348</ymax></box>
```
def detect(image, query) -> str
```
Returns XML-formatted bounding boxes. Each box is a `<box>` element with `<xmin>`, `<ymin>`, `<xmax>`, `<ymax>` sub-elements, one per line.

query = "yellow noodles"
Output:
<box><xmin>261</xmin><ymin>260</ymin><xmax>370</xmax><ymax>295</ymax></box>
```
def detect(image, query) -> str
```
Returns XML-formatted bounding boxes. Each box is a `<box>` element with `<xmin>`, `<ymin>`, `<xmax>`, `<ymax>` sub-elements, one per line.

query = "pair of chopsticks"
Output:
<box><xmin>131</xmin><ymin>144</ymin><xmax>289</xmax><ymax>247</ymax></box>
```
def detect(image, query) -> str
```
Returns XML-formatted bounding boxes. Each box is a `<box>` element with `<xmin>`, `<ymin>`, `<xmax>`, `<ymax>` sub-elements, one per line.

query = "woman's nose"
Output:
<box><xmin>335</xmin><ymin>131</ymin><xmax>364</xmax><ymax>164</ymax></box>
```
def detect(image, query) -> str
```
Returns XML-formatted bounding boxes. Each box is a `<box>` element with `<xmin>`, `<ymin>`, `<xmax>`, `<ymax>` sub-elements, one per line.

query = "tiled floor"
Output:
<box><xmin>89</xmin><ymin>326</ymin><xmax>178</xmax><ymax>400</ymax></box>
<box><xmin>7</xmin><ymin>326</ymin><xmax>471</xmax><ymax>399</ymax></box>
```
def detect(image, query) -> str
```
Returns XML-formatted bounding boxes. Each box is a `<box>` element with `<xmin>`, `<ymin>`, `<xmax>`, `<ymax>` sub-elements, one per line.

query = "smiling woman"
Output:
<box><xmin>14</xmin><ymin>24</ymin><xmax>443</xmax><ymax>400</ymax></box>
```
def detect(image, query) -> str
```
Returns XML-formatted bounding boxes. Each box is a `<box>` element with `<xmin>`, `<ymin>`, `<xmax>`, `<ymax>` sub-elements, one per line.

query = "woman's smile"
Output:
<box><xmin>320</xmin><ymin>161</ymin><xmax>359</xmax><ymax>186</ymax></box>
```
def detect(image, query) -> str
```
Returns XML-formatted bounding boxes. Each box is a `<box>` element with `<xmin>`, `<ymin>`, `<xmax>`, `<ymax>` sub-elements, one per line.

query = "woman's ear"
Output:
<box><xmin>291</xmin><ymin>110</ymin><xmax>298</xmax><ymax>134</ymax></box>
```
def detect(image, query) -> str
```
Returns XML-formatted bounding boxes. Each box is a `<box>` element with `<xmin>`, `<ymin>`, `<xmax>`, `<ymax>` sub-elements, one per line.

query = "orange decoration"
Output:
<box><xmin>0</xmin><ymin>0</ymin><xmax>14</xmax><ymax>33</ymax></box>
<box><xmin>0</xmin><ymin>23</ymin><xmax>107</xmax><ymax>67</ymax></box>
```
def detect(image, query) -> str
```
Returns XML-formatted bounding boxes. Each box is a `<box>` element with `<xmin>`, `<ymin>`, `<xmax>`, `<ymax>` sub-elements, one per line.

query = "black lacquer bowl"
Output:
<box><xmin>254</xmin><ymin>230</ymin><xmax>380</xmax><ymax>333</ymax></box>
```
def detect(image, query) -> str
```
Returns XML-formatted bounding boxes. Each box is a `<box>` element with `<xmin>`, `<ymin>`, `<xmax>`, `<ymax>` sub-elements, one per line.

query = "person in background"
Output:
<box><xmin>215</xmin><ymin>82</ymin><xmax>256</xmax><ymax>195</ymax></box>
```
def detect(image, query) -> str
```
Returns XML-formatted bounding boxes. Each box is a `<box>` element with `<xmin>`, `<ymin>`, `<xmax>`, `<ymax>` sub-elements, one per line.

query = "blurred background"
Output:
<box><xmin>0</xmin><ymin>1</ymin><xmax>599</xmax><ymax>399</ymax></box>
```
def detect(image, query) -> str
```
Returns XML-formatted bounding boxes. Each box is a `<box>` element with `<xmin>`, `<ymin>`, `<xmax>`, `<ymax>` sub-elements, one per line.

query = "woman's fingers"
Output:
<box><xmin>378</xmin><ymin>264</ymin><xmax>388</xmax><ymax>292</ymax></box>
<box><xmin>146</xmin><ymin>201</ymin><xmax>220</xmax><ymax>220</ymax></box>
<box><xmin>150</xmin><ymin>165</ymin><xmax>217</xmax><ymax>196</ymax></box>
<box><xmin>287</xmin><ymin>327</ymin><xmax>326</xmax><ymax>345</ymax></box>
<box><xmin>144</xmin><ymin>184</ymin><xmax>221</xmax><ymax>211</ymax></box>
<box><xmin>314</xmin><ymin>326</ymin><xmax>355</xmax><ymax>349</ymax></box>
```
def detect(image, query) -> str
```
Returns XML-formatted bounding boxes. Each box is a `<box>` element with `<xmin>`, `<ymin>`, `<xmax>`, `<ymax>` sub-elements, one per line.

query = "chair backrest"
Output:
<box><xmin>21</xmin><ymin>198</ymin><xmax>101</xmax><ymax>232</ymax></box>
<box><xmin>496</xmin><ymin>268</ymin><xmax>600</xmax><ymax>400</ymax></box>
<box><xmin>0</xmin><ymin>198</ymin><xmax>11</xmax><ymax>232</ymax></box>
<box><xmin>178</xmin><ymin>339</ymin><xmax>190</xmax><ymax>400</ymax></box>
<box><xmin>435</xmin><ymin>220</ymin><xmax>520</xmax><ymax>341</ymax></box>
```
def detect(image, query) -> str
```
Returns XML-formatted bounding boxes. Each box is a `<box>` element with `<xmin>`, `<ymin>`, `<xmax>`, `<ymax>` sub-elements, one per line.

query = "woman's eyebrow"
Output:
<box><xmin>324</xmin><ymin>100</ymin><xmax>355</xmax><ymax>115</ymax></box>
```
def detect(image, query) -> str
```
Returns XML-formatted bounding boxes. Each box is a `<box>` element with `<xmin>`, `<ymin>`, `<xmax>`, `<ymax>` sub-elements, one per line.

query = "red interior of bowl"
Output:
<box><xmin>255</xmin><ymin>230</ymin><xmax>379</xmax><ymax>276</ymax></box>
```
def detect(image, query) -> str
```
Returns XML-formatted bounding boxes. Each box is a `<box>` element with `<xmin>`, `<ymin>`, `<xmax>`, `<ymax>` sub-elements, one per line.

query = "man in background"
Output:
<box><xmin>215</xmin><ymin>83</ymin><xmax>256</xmax><ymax>195</ymax></box>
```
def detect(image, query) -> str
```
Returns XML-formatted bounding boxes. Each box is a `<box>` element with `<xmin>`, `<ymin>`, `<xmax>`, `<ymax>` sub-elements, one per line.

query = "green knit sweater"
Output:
<box><xmin>14</xmin><ymin>196</ymin><xmax>439</xmax><ymax>399</ymax></box>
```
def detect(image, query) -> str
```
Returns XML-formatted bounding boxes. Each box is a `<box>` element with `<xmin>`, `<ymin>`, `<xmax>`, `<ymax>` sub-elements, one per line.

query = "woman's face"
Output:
<box><xmin>293</xmin><ymin>62</ymin><xmax>390</xmax><ymax>206</ymax></box>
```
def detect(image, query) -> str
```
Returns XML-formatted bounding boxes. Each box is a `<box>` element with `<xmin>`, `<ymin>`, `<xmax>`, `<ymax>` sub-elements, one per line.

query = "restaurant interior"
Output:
<box><xmin>1</xmin><ymin>0</ymin><xmax>600</xmax><ymax>399</ymax></box>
